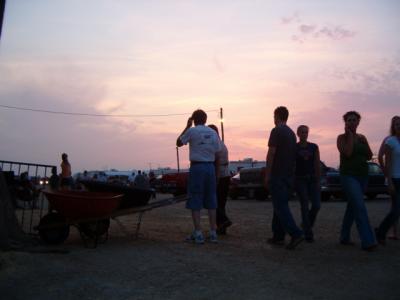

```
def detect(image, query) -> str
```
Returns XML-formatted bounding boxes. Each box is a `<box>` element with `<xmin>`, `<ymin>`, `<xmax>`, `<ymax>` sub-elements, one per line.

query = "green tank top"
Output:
<box><xmin>340</xmin><ymin>139</ymin><xmax>369</xmax><ymax>177</ymax></box>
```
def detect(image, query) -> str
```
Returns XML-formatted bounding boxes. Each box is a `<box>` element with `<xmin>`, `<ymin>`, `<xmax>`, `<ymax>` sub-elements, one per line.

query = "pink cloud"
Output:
<box><xmin>281</xmin><ymin>12</ymin><xmax>301</xmax><ymax>25</ymax></box>
<box><xmin>320</xmin><ymin>58</ymin><xmax>400</xmax><ymax>94</ymax></box>
<box><xmin>299</xmin><ymin>24</ymin><xmax>316</xmax><ymax>34</ymax></box>
<box><xmin>282</xmin><ymin>14</ymin><xmax>356</xmax><ymax>43</ymax></box>
<box><xmin>314</xmin><ymin>26</ymin><xmax>356</xmax><ymax>40</ymax></box>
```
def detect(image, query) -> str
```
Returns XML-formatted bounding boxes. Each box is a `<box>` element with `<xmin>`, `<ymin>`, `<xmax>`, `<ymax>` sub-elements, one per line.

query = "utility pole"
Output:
<box><xmin>0</xmin><ymin>0</ymin><xmax>5</xmax><ymax>40</ymax></box>
<box><xmin>176</xmin><ymin>147</ymin><xmax>180</xmax><ymax>173</ymax></box>
<box><xmin>220</xmin><ymin>107</ymin><xmax>224</xmax><ymax>142</ymax></box>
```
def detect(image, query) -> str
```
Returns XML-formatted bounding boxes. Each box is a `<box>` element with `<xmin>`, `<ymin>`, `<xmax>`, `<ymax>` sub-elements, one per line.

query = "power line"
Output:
<box><xmin>0</xmin><ymin>104</ymin><xmax>219</xmax><ymax>118</ymax></box>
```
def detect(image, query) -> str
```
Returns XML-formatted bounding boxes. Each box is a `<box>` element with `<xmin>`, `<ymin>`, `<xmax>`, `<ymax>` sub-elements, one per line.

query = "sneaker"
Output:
<box><xmin>208</xmin><ymin>231</ymin><xmax>218</xmax><ymax>243</ymax></box>
<box><xmin>286</xmin><ymin>236</ymin><xmax>304</xmax><ymax>250</ymax></box>
<box><xmin>185</xmin><ymin>232</ymin><xmax>205</xmax><ymax>244</ymax></box>
<box><xmin>267</xmin><ymin>237</ymin><xmax>285</xmax><ymax>246</ymax></box>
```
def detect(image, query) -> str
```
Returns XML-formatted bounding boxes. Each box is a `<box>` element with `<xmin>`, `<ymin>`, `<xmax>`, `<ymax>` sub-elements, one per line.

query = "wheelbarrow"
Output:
<box><xmin>37</xmin><ymin>190</ymin><xmax>123</xmax><ymax>247</ymax></box>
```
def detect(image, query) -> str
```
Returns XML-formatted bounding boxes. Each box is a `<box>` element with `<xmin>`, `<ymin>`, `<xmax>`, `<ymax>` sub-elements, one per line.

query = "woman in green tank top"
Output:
<box><xmin>339</xmin><ymin>138</ymin><xmax>370</xmax><ymax>177</ymax></box>
<box><xmin>337</xmin><ymin>111</ymin><xmax>377</xmax><ymax>251</ymax></box>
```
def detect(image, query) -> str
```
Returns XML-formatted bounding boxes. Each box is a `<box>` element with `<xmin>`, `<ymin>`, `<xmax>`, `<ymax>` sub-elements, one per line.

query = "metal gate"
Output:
<box><xmin>1</xmin><ymin>160</ymin><xmax>56</xmax><ymax>234</ymax></box>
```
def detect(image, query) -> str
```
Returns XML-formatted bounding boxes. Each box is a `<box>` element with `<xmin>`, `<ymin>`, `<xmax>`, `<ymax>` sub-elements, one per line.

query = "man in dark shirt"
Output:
<box><xmin>265</xmin><ymin>106</ymin><xmax>304</xmax><ymax>249</ymax></box>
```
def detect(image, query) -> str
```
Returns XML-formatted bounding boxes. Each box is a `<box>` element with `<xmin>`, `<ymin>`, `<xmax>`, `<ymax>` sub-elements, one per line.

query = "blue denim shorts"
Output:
<box><xmin>186</xmin><ymin>162</ymin><xmax>217</xmax><ymax>210</ymax></box>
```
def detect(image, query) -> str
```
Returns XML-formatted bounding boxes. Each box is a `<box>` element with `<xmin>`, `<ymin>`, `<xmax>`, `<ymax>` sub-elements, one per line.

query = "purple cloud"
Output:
<box><xmin>314</xmin><ymin>26</ymin><xmax>356</xmax><ymax>40</ymax></box>
<box><xmin>321</xmin><ymin>58</ymin><xmax>400</xmax><ymax>94</ymax></box>
<box><xmin>281</xmin><ymin>12</ymin><xmax>301</xmax><ymax>25</ymax></box>
<box><xmin>282</xmin><ymin>14</ymin><xmax>356</xmax><ymax>43</ymax></box>
<box><xmin>299</xmin><ymin>24</ymin><xmax>316</xmax><ymax>34</ymax></box>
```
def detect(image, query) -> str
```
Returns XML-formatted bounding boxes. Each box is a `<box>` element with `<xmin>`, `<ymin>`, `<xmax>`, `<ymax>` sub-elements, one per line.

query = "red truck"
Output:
<box><xmin>156</xmin><ymin>172</ymin><xmax>189</xmax><ymax>196</ymax></box>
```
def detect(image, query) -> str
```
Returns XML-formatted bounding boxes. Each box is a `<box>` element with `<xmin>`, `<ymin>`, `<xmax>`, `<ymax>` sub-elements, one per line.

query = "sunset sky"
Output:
<box><xmin>0</xmin><ymin>0</ymin><xmax>399</xmax><ymax>173</ymax></box>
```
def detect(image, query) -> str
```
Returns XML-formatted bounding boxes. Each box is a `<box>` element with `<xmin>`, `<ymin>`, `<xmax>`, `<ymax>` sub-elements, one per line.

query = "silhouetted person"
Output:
<box><xmin>60</xmin><ymin>153</ymin><xmax>73</xmax><ymax>189</ymax></box>
<box><xmin>377</xmin><ymin>116</ymin><xmax>400</xmax><ymax>240</ymax></box>
<box><xmin>337</xmin><ymin>111</ymin><xmax>376</xmax><ymax>251</ymax></box>
<box><xmin>16</xmin><ymin>172</ymin><xmax>38</xmax><ymax>208</ymax></box>
<box><xmin>133</xmin><ymin>170</ymin><xmax>150</xmax><ymax>188</ymax></box>
<box><xmin>295</xmin><ymin>125</ymin><xmax>321</xmax><ymax>242</ymax></box>
<box><xmin>376</xmin><ymin>115</ymin><xmax>400</xmax><ymax>244</ymax></box>
<box><xmin>49</xmin><ymin>166</ymin><xmax>59</xmax><ymax>190</ymax></box>
<box><xmin>177</xmin><ymin>109</ymin><xmax>221</xmax><ymax>244</ymax></box>
<box><xmin>264</xmin><ymin>106</ymin><xmax>304</xmax><ymax>250</ymax></box>
<box><xmin>209</xmin><ymin>124</ymin><xmax>232</xmax><ymax>235</ymax></box>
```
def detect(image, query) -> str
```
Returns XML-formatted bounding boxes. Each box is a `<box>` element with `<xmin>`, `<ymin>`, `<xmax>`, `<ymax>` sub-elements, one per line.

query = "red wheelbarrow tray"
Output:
<box><xmin>42</xmin><ymin>190</ymin><xmax>124</xmax><ymax>220</ymax></box>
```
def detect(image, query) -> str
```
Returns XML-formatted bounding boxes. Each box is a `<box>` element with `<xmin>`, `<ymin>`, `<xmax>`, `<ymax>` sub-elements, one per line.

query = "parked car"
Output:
<box><xmin>229</xmin><ymin>161</ymin><xmax>354</xmax><ymax>200</ymax></box>
<box><xmin>321</xmin><ymin>162</ymin><xmax>387</xmax><ymax>201</ymax></box>
<box><xmin>228</xmin><ymin>162</ymin><xmax>335</xmax><ymax>201</ymax></box>
<box><xmin>229</xmin><ymin>167</ymin><xmax>268</xmax><ymax>200</ymax></box>
<box><xmin>156</xmin><ymin>172</ymin><xmax>189</xmax><ymax>196</ymax></box>
<box><xmin>156</xmin><ymin>160</ymin><xmax>388</xmax><ymax>202</ymax></box>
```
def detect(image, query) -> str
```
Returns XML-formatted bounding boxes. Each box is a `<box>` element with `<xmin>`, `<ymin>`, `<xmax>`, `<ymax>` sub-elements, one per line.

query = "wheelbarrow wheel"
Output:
<box><xmin>38</xmin><ymin>212</ymin><xmax>70</xmax><ymax>245</ymax></box>
<box><xmin>79</xmin><ymin>219</ymin><xmax>110</xmax><ymax>239</ymax></box>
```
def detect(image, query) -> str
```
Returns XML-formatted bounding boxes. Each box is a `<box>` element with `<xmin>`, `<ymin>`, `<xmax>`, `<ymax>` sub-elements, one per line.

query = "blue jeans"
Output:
<box><xmin>295</xmin><ymin>177</ymin><xmax>321</xmax><ymax>239</ymax></box>
<box><xmin>340</xmin><ymin>175</ymin><xmax>376</xmax><ymax>248</ymax></box>
<box><xmin>270</xmin><ymin>176</ymin><xmax>303</xmax><ymax>240</ymax></box>
<box><xmin>377</xmin><ymin>178</ymin><xmax>400</xmax><ymax>239</ymax></box>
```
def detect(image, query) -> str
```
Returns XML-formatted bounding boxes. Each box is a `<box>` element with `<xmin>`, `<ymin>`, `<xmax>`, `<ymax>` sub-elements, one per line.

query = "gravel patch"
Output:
<box><xmin>1</xmin><ymin>194</ymin><xmax>399</xmax><ymax>300</ymax></box>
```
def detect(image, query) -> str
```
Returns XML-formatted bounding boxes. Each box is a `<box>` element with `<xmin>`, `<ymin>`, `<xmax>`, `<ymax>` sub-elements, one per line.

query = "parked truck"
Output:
<box><xmin>229</xmin><ymin>167</ymin><xmax>268</xmax><ymax>200</ymax></box>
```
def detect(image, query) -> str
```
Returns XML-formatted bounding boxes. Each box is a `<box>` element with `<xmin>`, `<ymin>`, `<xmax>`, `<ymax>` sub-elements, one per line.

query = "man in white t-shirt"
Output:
<box><xmin>177</xmin><ymin>109</ymin><xmax>221</xmax><ymax>244</ymax></box>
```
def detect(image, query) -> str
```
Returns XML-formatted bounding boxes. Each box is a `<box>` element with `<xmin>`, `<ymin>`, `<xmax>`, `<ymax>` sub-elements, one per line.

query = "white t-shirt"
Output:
<box><xmin>385</xmin><ymin>136</ymin><xmax>400</xmax><ymax>178</ymax></box>
<box><xmin>180</xmin><ymin>125</ymin><xmax>221</xmax><ymax>162</ymax></box>
<box><xmin>216</xmin><ymin>142</ymin><xmax>230</xmax><ymax>178</ymax></box>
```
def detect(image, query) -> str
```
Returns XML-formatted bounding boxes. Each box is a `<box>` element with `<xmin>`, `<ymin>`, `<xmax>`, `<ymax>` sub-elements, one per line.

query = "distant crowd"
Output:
<box><xmin>49</xmin><ymin>153</ymin><xmax>155</xmax><ymax>191</ymax></box>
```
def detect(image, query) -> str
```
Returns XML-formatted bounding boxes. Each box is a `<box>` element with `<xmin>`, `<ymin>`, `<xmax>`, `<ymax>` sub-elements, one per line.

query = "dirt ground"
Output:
<box><xmin>1</xmin><ymin>194</ymin><xmax>400</xmax><ymax>300</ymax></box>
